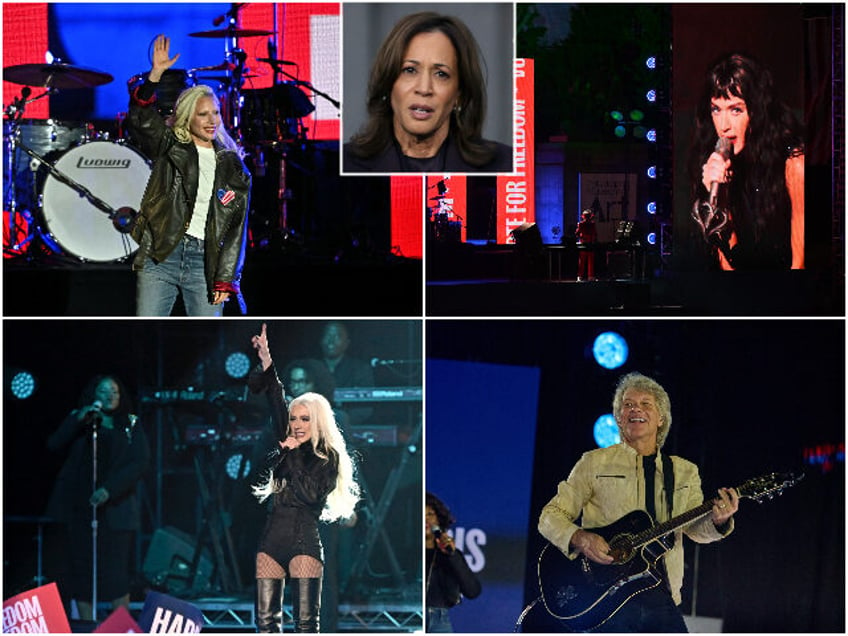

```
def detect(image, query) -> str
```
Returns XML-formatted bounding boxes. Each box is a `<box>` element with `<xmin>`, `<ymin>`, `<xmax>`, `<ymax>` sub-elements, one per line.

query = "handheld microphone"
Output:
<box><xmin>431</xmin><ymin>526</ymin><xmax>454</xmax><ymax>553</ymax></box>
<box><xmin>708</xmin><ymin>137</ymin><xmax>732</xmax><ymax>205</ymax></box>
<box><xmin>92</xmin><ymin>400</ymin><xmax>103</xmax><ymax>411</ymax></box>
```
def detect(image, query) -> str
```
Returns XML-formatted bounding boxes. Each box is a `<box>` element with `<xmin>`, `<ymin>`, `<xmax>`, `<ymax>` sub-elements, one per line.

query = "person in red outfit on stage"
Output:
<box><xmin>576</xmin><ymin>209</ymin><xmax>598</xmax><ymax>281</ymax></box>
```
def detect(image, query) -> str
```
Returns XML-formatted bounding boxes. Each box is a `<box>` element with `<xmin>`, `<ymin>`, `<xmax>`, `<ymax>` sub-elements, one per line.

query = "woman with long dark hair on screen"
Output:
<box><xmin>249</xmin><ymin>324</ymin><xmax>360</xmax><ymax>633</ymax></box>
<box><xmin>689</xmin><ymin>53</ymin><xmax>804</xmax><ymax>271</ymax></box>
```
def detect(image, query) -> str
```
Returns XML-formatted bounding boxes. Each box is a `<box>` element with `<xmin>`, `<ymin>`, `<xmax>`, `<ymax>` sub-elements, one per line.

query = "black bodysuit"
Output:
<box><xmin>250</xmin><ymin>365</ymin><xmax>339</xmax><ymax>567</ymax></box>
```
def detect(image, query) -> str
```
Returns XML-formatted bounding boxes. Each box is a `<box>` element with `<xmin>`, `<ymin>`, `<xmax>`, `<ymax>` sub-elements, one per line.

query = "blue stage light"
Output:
<box><xmin>646</xmin><ymin>89</ymin><xmax>656</xmax><ymax>103</ymax></box>
<box><xmin>647</xmin><ymin>165</ymin><xmax>657</xmax><ymax>179</ymax></box>
<box><xmin>10</xmin><ymin>371</ymin><xmax>36</xmax><ymax>400</ymax></box>
<box><xmin>647</xmin><ymin>128</ymin><xmax>657</xmax><ymax>142</ymax></box>
<box><xmin>225</xmin><ymin>352</ymin><xmax>251</xmax><ymax>379</ymax></box>
<box><xmin>647</xmin><ymin>232</ymin><xmax>657</xmax><ymax>245</ymax></box>
<box><xmin>225</xmin><ymin>453</ymin><xmax>251</xmax><ymax>480</ymax></box>
<box><xmin>594</xmin><ymin>414</ymin><xmax>621</xmax><ymax>448</ymax></box>
<box><xmin>647</xmin><ymin>201</ymin><xmax>657</xmax><ymax>214</ymax></box>
<box><xmin>645</xmin><ymin>56</ymin><xmax>656</xmax><ymax>70</ymax></box>
<box><xmin>592</xmin><ymin>332</ymin><xmax>629</xmax><ymax>369</ymax></box>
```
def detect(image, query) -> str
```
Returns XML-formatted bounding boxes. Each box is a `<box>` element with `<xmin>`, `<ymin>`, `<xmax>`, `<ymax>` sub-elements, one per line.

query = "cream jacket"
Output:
<box><xmin>538</xmin><ymin>442</ymin><xmax>733</xmax><ymax>605</ymax></box>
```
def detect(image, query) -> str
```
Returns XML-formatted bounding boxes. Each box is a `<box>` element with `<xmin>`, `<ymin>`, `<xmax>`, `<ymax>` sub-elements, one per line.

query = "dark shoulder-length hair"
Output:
<box><xmin>688</xmin><ymin>53</ymin><xmax>804</xmax><ymax>212</ymax></box>
<box><xmin>426</xmin><ymin>491</ymin><xmax>456</xmax><ymax>530</ymax></box>
<box><xmin>77</xmin><ymin>374</ymin><xmax>134</xmax><ymax>421</ymax></box>
<box><xmin>348</xmin><ymin>11</ymin><xmax>496</xmax><ymax>167</ymax></box>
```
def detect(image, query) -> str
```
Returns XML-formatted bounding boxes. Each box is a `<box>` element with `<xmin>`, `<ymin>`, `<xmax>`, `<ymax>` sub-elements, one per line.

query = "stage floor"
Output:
<box><xmin>426</xmin><ymin>242</ymin><xmax>844</xmax><ymax>317</ymax></box>
<box><xmin>3</xmin><ymin>250</ymin><xmax>423</xmax><ymax>317</ymax></box>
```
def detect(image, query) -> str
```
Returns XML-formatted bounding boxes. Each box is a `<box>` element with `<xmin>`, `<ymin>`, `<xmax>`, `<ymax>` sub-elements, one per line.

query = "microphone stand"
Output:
<box><xmin>90</xmin><ymin>413</ymin><xmax>100</xmax><ymax>622</ymax></box>
<box><xmin>275</xmin><ymin>66</ymin><xmax>339</xmax><ymax>110</ymax></box>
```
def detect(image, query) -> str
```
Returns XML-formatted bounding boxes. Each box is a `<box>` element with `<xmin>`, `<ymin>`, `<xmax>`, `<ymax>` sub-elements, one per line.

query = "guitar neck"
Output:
<box><xmin>631</xmin><ymin>501</ymin><xmax>715</xmax><ymax>549</ymax></box>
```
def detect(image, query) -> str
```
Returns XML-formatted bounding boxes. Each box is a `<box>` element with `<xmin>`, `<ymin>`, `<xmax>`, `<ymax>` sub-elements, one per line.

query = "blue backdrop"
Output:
<box><xmin>426</xmin><ymin>359</ymin><xmax>539</xmax><ymax>632</ymax></box>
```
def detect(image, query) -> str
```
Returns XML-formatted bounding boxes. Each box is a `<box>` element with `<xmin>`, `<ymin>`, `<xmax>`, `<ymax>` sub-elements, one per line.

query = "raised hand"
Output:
<box><xmin>251</xmin><ymin>322</ymin><xmax>272</xmax><ymax>371</ymax></box>
<box><xmin>150</xmin><ymin>34</ymin><xmax>180</xmax><ymax>83</ymax></box>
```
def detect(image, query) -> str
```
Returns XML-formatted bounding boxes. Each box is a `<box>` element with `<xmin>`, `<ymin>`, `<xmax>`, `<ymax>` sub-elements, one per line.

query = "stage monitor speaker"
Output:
<box><xmin>142</xmin><ymin>526</ymin><xmax>213</xmax><ymax>596</ymax></box>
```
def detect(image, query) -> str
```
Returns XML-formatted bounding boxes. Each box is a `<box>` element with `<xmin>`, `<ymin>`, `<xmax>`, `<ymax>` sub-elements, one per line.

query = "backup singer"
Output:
<box><xmin>249</xmin><ymin>324</ymin><xmax>360</xmax><ymax>632</ymax></box>
<box><xmin>425</xmin><ymin>492</ymin><xmax>481</xmax><ymax>632</ymax></box>
<box><xmin>538</xmin><ymin>372</ymin><xmax>738</xmax><ymax>632</ymax></box>
<box><xmin>45</xmin><ymin>375</ymin><xmax>149</xmax><ymax>621</ymax></box>
<box><xmin>127</xmin><ymin>34</ymin><xmax>251</xmax><ymax>316</ymax></box>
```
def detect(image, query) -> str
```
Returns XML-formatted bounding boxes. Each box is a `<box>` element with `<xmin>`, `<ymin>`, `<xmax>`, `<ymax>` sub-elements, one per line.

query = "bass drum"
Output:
<box><xmin>39</xmin><ymin>141</ymin><xmax>150</xmax><ymax>262</ymax></box>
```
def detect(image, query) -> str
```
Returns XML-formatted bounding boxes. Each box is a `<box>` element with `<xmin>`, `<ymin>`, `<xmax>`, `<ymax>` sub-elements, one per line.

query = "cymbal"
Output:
<box><xmin>189</xmin><ymin>28</ymin><xmax>276</xmax><ymax>38</ymax></box>
<box><xmin>190</xmin><ymin>62</ymin><xmax>237</xmax><ymax>72</ymax></box>
<box><xmin>3</xmin><ymin>62</ymin><xmax>113</xmax><ymax>89</ymax></box>
<box><xmin>194</xmin><ymin>74</ymin><xmax>260</xmax><ymax>83</ymax></box>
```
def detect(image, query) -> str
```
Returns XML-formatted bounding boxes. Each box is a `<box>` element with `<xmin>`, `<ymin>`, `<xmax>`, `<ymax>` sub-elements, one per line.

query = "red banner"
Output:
<box><xmin>497</xmin><ymin>58</ymin><xmax>535</xmax><ymax>243</ymax></box>
<box><xmin>3</xmin><ymin>582</ymin><xmax>71</xmax><ymax>634</ymax></box>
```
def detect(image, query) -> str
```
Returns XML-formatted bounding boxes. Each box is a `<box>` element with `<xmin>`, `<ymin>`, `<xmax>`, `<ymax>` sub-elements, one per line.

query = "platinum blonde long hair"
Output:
<box><xmin>169</xmin><ymin>85</ymin><xmax>245</xmax><ymax>158</ymax></box>
<box><xmin>252</xmin><ymin>392</ymin><xmax>360</xmax><ymax>522</ymax></box>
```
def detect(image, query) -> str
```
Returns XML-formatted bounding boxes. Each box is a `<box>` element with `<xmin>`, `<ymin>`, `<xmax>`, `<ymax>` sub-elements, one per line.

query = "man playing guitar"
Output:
<box><xmin>537</xmin><ymin>372</ymin><xmax>740</xmax><ymax>632</ymax></box>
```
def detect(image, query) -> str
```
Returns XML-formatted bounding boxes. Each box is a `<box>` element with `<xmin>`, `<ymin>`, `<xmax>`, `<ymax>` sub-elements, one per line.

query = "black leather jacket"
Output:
<box><xmin>127</xmin><ymin>81</ymin><xmax>251</xmax><ymax>312</ymax></box>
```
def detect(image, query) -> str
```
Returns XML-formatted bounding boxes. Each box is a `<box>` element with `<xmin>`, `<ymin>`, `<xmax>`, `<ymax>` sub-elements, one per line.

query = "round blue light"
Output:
<box><xmin>10</xmin><ymin>371</ymin><xmax>35</xmax><ymax>399</ymax></box>
<box><xmin>592</xmin><ymin>332</ymin><xmax>629</xmax><ymax>369</ymax></box>
<box><xmin>647</xmin><ymin>232</ymin><xmax>657</xmax><ymax>245</ymax></box>
<box><xmin>614</xmin><ymin>125</ymin><xmax>627</xmax><ymax>138</ymax></box>
<box><xmin>647</xmin><ymin>166</ymin><xmax>657</xmax><ymax>179</ymax></box>
<box><xmin>594</xmin><ymin>414</ymin><xmax>621</xmax><ymax>448</ymax></box>
<box><xmin>647</xmin><ymin>201</ymin><xmax>657</xmax><ymax>214</ymax></box>
<box><xmin>646</xmin><ymin>89</ymin><xmax>657</xmax><ymax>103</ymax></box>
<box><xmin>225</xmin><ymin>352</ymin><xmax>251</xmax><ymax>379</ymax></box>
<box><xmin>647</xmin><ymin>129</ymin><xmax>657</xmax><ymax>142</ymax></box>
<box><xmin>225</xmin><ymin>453</ymin><xmax>251</xmax><ymax>480</ymax></box>
<box><xmin>645</xmin><ymin>56</ymin><xmax>656</xmax><ymax>70</ymax></box>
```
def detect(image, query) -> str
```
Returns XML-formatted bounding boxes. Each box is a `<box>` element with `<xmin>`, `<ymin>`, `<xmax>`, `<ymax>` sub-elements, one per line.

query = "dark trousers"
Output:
<box><xmin>590</xmin><ymin>586</ymin><xmax>688</xmax><ymax>633</ymax></box>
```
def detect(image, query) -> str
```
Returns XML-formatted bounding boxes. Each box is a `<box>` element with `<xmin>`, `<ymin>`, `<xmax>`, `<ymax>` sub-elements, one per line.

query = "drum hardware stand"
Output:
<box><xmin>3</xmin><ymin>87</ymin><xmax>52</xmax><ymax>255</ymax></box>
<box><xmin>341</xmin><ymin>419</ymin><xmax>422</xmax><ymax>597</ymax></box>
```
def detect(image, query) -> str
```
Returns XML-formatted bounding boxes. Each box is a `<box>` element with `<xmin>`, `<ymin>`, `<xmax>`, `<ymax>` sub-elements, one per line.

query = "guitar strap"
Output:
<box><xmin>661</xmin><ymin>452</ymin><xmax>674</xmax><ymax>519</ymax></box>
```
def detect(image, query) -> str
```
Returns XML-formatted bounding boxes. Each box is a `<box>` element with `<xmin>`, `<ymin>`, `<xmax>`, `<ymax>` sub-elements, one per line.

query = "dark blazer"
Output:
<box><xmin>343</xmin><ymin>133</ymin><xmax>513</xmax><ymax>173</ymax></box>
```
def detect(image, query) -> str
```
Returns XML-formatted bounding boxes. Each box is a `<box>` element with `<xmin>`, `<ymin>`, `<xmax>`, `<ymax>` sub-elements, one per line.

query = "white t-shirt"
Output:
<box><xmin>186</xmin><ymin>144</ymin><xmax>217</xmax><ymax>239</ymax></box>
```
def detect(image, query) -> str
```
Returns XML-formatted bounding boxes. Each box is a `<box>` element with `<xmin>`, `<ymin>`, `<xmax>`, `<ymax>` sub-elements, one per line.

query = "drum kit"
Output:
<box><xmin>3</xmin><ymin>16</ymin><xmax>322</xmax><ymax>263</ymax></box>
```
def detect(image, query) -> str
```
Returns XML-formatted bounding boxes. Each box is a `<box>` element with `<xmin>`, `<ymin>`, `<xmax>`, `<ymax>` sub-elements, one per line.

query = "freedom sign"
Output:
<box><xmin>3</xmin><ymin>582</ymin><xmax>71</xmax><ymax>633</ymax></box>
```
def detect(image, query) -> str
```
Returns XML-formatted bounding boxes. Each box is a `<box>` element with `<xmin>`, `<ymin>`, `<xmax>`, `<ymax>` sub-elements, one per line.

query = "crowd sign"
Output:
<box><xmin>137</xmin><ymin>591</ymin><xmax>204</xmax><ymax>633</ymax></box>
<box><xmin>2</xmin><ymin>583</ymin><xmax>71</xmax><ymax>633</ymax></box>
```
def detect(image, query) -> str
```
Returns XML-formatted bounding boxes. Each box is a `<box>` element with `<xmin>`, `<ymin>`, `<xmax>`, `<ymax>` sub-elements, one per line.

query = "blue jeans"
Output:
<box><xmin>426</xmin><ymin>607</ymin><xmax>453</xmax><ymax>633</ymax></box>
<box><xmin>136</xmin><ymin>235</ymin><xmax>222</xmax><ymax>317</ymax></box>
<box><xmin>591</xmin><ymin>586</ymin><xmax>688</xmax><ymax>632</ymax></box>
